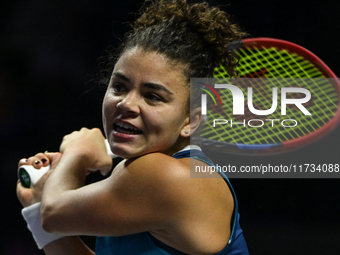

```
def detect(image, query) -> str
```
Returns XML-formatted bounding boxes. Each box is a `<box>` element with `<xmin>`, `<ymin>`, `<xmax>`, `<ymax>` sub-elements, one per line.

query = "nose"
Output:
<box><xmin>116</xmin><ymin>92</ymin><xmax>140</xmax><ymax>116</ymax></box>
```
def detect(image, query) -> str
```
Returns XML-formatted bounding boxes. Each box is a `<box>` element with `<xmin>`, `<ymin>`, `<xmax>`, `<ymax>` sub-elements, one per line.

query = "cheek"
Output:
<box><xmin>143</xmin><ymin>110</ymin><xmax>162</xmax><ymax>131</ymax></box>
<box><xmin>150</xmin><ymin>108</ymin><xmax>186</xmax><ymax>135</ymax></box>
<box><xmin>141</xmin><ymin>109</ymin><xmax>171</xmax><ymax>137</ymax></box>
<box><xmin>102</xmin><ymin>93</ymin><xmax>118</xmax><ymax>125</ymax></box>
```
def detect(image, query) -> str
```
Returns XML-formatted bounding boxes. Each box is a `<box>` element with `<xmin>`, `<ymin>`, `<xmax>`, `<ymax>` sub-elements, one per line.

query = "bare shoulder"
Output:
<box><xmin>112</xmin><ymin>152</ymin><xmax>235</xmax><ymax>254</ymax></box>
<box><xmin>112</xmin><ymin>152</ymin><xmax>225</xmax><ymax>201</ymax></box>
<box><xmin>110</xmin><ymin>153</ymin><xmax>193</xmax><ymax>208</ymax></box>
<box><xmin>115</xmin><ymin>152</ymin><xmax>191</xmax><ymax>181</ymax></box>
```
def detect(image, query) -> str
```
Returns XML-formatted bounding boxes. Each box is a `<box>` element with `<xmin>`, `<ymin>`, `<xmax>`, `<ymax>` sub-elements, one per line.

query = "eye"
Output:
<box><xmin>111</xmin><ymin>83</ymin><xmax>127</xmax><ymax>93</ymax></box>
<box><xmin>145</xmin><ymin>93</ymin><xmax>162</xmax><ymax>102</ymax></box>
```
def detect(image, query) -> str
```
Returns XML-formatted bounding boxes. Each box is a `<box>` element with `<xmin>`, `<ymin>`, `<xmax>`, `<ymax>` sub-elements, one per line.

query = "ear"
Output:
<box><xmin>180</xmin><ymin>107</ymin><xmax>202</xmax><ymax>137</ymax></box>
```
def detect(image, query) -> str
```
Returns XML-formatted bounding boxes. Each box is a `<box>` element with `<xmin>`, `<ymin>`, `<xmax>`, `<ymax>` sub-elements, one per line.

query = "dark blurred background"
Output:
<box><xmin>1</xmin><ymin>0</ymin><xmax>340</xmax><ymax>254</ymax></box>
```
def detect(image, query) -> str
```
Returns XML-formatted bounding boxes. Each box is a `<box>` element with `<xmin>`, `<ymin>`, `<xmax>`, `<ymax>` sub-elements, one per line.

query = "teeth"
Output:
<box><xmin>115</xmin><ymin>121</ymin><xmax>141</xmax><ymax>132</ymax></box>
<box><xmin>116</xmin><ymin>127</ymin><xmax>138</xmax><ymax>134</ymax></box>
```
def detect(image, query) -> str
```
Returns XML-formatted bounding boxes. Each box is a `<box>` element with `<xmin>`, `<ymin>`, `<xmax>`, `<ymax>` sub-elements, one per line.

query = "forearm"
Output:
<box><xmin>43</xmin><ymin>236</ymin><xmax>94</xmax><ymax>255</ymax></box>
<box><xmin>47</xmin><ymin>151</ymin><xmax>89</xmax><ymax>190</ymax></box>
<box><xmin>42</xmin><ymin>151</ymin><xmax>88</xmax><ymax>205</ymax></box>
<box><xmin>41</xmin><ymin>152</ymin><xmax>90</xmax><ymax>233</ymax></box>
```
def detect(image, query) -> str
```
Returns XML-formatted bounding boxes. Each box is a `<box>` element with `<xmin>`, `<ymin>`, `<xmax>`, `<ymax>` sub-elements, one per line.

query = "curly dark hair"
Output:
<box><xmin>98</xmin><ymin>0</ymin><xmax>246</xmax><ymax>86</ymax></box>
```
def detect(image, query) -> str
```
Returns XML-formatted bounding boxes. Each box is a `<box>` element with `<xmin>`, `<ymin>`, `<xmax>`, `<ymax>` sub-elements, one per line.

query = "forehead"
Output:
<box><xmin>113</xmin><ymin>47</ymin><xmax>188</xmax><ymax>89</ymax></box>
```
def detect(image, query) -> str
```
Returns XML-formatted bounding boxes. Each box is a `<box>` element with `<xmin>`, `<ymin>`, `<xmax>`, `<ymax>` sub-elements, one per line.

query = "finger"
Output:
<box><xmin>16</xmin><ymin>179</ymin><xmax>30</xmax><ymax>193</ymax></box>
<box><xmin>25</xmin><ymin>156</ymin><xmax>44</xmax><ymax>169</ymax></box>
<box><xmin>16</xmin><ymin>180</ymin><xmax>25</xmax><ymax>198</ymax></box>
<box><xmin>18</xmin><ymin>158</ymin><xmax>32</xmax><ymax>168</ymax></box>
<box><xmin>16</xmin><ymin>179</ymin><xmax>24</xmax><ymax>191</ymax></box>
<box><xmin>34</xmin><ymin>152</ymin><xmax>50</xmax><ymax>167</ymax></box>
<box><xmin>16</xmin><ymin>180</ymin><xmax>32</xmax><ymax>207</ymax></box>
<box><xmin>18</xmin><ymin>156</ymin><xmax>42</xmax><ymax>169</ymax></box>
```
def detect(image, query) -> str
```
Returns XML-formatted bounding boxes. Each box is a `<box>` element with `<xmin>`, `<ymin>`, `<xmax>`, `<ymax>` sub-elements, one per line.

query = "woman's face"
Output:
<box><xmin>102</xmin><ymin>47</ymin><xmax>190</xmax><ymax>158</ymax></box>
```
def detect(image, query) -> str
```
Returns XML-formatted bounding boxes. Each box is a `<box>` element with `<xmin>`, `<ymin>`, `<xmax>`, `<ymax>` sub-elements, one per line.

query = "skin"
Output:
<box><xmin>16</xmin><ymin>47</ymin><xmax>234</xmax><ymax>255</ymax></box>
<box><xmin>103</xmin><ymin>47</ymin><xmax>192</xmax><ymax>158</ymax></box>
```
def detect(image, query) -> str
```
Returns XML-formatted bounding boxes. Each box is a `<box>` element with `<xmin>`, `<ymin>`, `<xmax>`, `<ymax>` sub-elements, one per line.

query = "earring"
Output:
<box><xmin>185</xmin><ymin>130</ymin><xmax>189</xmax><ymax>135</ymax></box>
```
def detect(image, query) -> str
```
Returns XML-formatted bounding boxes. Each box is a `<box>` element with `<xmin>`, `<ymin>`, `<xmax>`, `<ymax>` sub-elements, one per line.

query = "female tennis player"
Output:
<box><xmin>16</xmin><ymin>0</ymin><xmax>249</xmax><ymax>254</ymax></box>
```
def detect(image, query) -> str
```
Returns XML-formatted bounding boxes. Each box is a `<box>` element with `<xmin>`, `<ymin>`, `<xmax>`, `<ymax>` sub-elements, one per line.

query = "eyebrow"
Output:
<box><xmin>112</xmin><ymin>72</ymin><xmax>174</xmax><ymax>95</ymax></box>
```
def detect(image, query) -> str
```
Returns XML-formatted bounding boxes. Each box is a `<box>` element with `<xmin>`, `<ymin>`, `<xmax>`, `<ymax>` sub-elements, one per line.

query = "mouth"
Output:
<box><xmin>113</xmin><ymin>121</ymin><xmax>143</xmax><ymax>135</ymax></box>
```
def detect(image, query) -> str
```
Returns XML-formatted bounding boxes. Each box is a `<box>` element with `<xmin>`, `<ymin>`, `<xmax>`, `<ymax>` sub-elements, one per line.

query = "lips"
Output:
<box><xmin>114</xmin><ymin>121</ymin><xmax>143</xmax><ymax>135</ymax></box>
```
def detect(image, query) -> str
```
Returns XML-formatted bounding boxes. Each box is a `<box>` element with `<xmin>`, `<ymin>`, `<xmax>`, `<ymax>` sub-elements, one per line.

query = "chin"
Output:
<box><xmin>111</xmin><ymin>146</ymin><xmax>144</xmax><ymax>159</ymax></box>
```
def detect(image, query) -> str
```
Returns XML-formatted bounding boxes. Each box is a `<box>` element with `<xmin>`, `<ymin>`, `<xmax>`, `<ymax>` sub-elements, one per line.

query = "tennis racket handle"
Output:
<box><xmin>18</xmin><ymin>139</ymin><xmax>118</xmax><ymax>188</ymax></box>
<box><xmin>18</xmin><ymin>165</ymin><xmax>50</xmax><ymax>188</ymax></box>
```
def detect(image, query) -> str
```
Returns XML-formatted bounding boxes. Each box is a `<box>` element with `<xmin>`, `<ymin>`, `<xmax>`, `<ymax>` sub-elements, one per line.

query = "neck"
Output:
<box><xmin>164</xmin><ymin>137</ymin><xmax>190</xmax><ymax>156</ymax></box>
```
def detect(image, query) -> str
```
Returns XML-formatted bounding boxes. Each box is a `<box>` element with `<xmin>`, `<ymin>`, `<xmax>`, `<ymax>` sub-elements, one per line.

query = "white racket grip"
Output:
<box><xmin>18</xmin><ymin>139</ymin><xmax>117</xmax><ymax>187</ymax></box>
<box><xmin>18</xmin><ymin>165</ymin><xmax>50</xmax><ymax>188</ymax></box>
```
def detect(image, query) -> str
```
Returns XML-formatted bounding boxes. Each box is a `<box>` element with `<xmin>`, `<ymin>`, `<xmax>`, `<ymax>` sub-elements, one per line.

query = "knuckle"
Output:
<box><xmin>92</xmin><ymin>127</ymin><xmax>102</xmax><ymax>134</ymax></box>
<box><xmin>28</xmin><ymin>156</ymin><xmax>37</xmax><ymax>162</ymax></box>
<box><xmin>35</xmin><ymin>152</ymin><xmax>45</xmax><ymax>158</ymax></box>
<box><xmin>18</xmin><ymin>158</ymin><xmax>28</xmax><ymax>167</ymax></box>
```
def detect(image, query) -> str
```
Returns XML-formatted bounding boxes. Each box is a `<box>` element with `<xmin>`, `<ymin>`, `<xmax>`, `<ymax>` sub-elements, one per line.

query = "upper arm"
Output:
<box><xmin>41</xmin><ymin>153</ymin><xmax>191</xmax><ymax>236</ymax></box>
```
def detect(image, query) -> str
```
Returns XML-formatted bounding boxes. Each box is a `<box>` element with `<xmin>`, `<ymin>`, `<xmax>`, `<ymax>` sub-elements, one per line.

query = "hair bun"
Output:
<box><xmin>133</xmin><ymin>0</ymin><xmax>247</xmax><ymax>77</ymax></box>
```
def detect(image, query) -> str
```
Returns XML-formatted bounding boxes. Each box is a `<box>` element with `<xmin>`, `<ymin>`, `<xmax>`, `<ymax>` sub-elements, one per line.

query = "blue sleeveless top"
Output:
<box><xmin>95</xmin><ymin>149</ymin><xmax>249</xmax><ymax>255</ymax></box>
